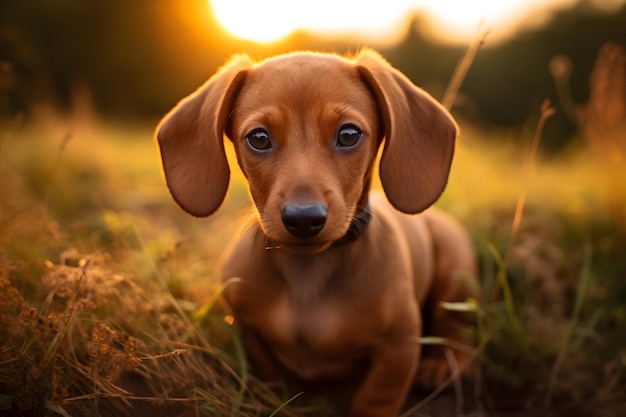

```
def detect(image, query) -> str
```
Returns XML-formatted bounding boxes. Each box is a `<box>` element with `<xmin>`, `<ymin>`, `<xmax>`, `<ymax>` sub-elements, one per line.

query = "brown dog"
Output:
<box><xmin>156</xmin><ymin>49</ymin><xmax>478</xmax><ymax>417</ymax></box>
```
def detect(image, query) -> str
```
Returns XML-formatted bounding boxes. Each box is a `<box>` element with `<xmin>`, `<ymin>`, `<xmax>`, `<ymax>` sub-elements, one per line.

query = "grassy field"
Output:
<box><xmin>1</xmin><ymin>112</ymin><xmax>625</xmax><ymax>416</ymax></box>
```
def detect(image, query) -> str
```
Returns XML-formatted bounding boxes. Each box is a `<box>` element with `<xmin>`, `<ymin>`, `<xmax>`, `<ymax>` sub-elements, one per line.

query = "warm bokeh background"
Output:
<box><xmin>1</xmin><ymin>1</ymin><xmax>625</xmax><ymax>417</ymax></box>
<box><xmin>2</xmin><ymin>0</ymin><xmax>626</xmax><ymax>149</ymax></box>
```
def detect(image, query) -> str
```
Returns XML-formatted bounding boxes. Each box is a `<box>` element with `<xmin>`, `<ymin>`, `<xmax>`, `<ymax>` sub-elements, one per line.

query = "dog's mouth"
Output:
<box><xmin>268</xmin><ymin>239</ymin><xmax>333</xmax><ymax>254</ymax></box>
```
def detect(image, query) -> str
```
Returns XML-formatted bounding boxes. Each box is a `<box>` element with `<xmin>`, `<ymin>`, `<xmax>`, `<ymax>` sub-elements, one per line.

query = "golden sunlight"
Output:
<box><xmin>210</xmin><ymin>0</ymin><xmax>415</xmax><ymax>44</ymax></box>
<box><xmin>210</xmin><ymin>0</ymin><xmax>625</xmax><ymax>45</ymax></box>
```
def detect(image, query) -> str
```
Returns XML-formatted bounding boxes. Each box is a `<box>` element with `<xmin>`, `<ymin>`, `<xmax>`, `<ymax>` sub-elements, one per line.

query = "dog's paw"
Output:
<box><xmin>416</xmin><ymin>356</ymin><xmax>451</xmax><ymax>388</ymax></box>
<box><xmin>416</xmin><ymin>350</ymin><xmax>473</xmax><ymax>389</ymax></box>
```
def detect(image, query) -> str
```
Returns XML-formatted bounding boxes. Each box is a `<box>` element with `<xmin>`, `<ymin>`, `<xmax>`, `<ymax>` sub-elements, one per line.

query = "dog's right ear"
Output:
<box><xmin>155</xmin><ymin>55</ymin><xmax>251</xmax><ymax>217</ymax></box>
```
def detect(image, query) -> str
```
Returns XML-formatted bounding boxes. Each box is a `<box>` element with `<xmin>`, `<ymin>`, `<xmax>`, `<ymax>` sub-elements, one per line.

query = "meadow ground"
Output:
<box><xmin>1</xmin><ymin>112</ymin><xmax>625</xmax><ymax>416</ymax></box>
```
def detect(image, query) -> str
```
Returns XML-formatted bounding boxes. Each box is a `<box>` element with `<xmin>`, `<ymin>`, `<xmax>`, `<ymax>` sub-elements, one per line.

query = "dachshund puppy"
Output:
<box><xmin>156</xmin><ymin>49</ymin><xmax>478</xmax><ymax>417</ymax></box>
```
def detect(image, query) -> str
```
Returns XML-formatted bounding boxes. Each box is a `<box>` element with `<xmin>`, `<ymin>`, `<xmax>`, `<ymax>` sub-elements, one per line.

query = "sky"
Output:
<box><xmin>210</xmin><ymin>0</ymin><xmax>626</xmax><ymax>46</ymax></box>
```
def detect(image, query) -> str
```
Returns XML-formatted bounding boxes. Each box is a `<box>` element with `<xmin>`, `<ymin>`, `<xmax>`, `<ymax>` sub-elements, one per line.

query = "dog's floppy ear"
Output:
<box><xmin>355</xmin><ymin>49</ymin><xmax>457</xmax><ymax>214</ymax></box>
<box><xmin>155</xmin><ymin>55</ymin><xmax>251</xmax><ymax>217</ymax></box>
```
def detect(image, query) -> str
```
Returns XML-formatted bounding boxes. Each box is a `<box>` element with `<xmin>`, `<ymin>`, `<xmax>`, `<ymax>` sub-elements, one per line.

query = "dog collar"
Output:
<box><xmin>333</xmin><ymin>201</ymin><xmax>372</xmax><ymax>247</ymax></box>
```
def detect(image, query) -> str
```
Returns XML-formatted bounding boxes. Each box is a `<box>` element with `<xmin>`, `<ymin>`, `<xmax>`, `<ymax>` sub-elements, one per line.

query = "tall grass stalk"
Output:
<box><xmin>508</xmin><ymin>100</ymin><xmax>556</xmax><ymax>246</ymax></box>
<box><xmin>441</xmin><ymin>27</ymin><xmax>489</xmax><ymax>110</ymax></box>
<box><xmin>488</xmin><ymin>100</ymin><xmax>556</xmax><ymax>323</ymax></box>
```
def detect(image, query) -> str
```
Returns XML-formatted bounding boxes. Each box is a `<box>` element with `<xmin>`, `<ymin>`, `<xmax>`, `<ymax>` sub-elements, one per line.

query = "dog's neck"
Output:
<box><xmin>332</xmin><ymin>201</ymin><xmax>372</xmax><ymax>247</ymax></box>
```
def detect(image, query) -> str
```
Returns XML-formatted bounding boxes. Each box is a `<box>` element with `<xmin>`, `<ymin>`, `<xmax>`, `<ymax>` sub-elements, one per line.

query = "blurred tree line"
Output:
<box><xmin>1</xmin><ymin>0</ymin><xmax>625</xmax><ymax>149</ymax></box>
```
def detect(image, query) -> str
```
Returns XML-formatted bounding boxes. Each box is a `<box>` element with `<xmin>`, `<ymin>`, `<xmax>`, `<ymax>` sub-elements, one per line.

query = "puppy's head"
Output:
<box><xmin>156</xmin><ymin>49</ymin><xmax>457</xmax><ymax>253</ymax></box>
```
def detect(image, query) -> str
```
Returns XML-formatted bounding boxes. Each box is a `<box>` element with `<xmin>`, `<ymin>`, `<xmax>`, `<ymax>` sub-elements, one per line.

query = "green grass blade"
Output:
<box><xmin>545</xmin><ymin>242</ymin><xmax>593</xmax><ymax>405</ymax></box>
<box><xmin>486</xmin><ymin>243</ymin><xmax>521</xmax><ymax>333</ymax></box>
<box><xmin>269</xmin><ymin>391</ymin><xmax>304</xmax><ymax>417</ymax></box>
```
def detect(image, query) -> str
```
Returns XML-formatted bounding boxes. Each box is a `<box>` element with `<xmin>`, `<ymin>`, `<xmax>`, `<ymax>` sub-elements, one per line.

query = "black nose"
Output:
<box><xmin>281</xmin><ymin>203</ymin><xmax>328</xmax><ymax>238</ymax></box>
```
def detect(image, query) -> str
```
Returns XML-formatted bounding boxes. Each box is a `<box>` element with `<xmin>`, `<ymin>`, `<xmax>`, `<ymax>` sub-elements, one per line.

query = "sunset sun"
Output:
<box><xmin>210</xmin><ymin>0</ymin><xmax>416</xmax><ymax>44</ymax></box>
<box><xmin>209</xmin><ymin>0</ymin><xmax>590</xmax><ymax>45</ymax></box>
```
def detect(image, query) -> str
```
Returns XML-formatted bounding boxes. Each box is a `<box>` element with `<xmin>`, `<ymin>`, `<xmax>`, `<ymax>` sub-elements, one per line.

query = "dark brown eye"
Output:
<box><xmin>246</xmin><ymin>128</ymin><xmax>272</xmax><ymax>152</ymax></box>
<box><xmin>336</xmin><ymin>124</ymin><xmax>363</xmax><ymax>149</ymax></box>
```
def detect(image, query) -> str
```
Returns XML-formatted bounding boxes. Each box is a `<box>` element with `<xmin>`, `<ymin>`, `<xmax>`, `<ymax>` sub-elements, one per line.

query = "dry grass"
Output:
<box><xmin>0</xmin><ymin>117</ymin><xmax>313</xmax><ymax>417</ymax></box>
<box><xmin>0</xmin><ymin>109</ymin><xmax>625</xmax><ymax>416</ymax></box>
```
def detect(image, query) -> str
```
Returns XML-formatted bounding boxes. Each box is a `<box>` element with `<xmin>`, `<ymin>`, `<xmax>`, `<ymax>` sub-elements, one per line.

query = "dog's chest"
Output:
<box><xmin>264</xmin><ymin>292</ymin><xmax>368</xmax><ymax>380</ymax></box>
<box><xmin>268</xmin><ymin>293</ymin><xmax>336</xmax><ymax>345</ymax></box>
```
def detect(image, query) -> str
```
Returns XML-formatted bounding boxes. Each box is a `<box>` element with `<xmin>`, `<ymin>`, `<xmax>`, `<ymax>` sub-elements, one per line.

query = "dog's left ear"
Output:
<box><xmin>355</xmin><ymin>49</ymin><xmax>457</xmax><ymax>214</ymax></box>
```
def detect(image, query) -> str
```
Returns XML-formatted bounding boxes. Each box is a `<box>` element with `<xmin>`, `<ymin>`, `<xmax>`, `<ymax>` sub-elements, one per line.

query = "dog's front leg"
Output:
<box><xmin>348</xmin><ymin>342</ymin><xmax>419</xmax><ymax>417</ymax></box>
<box><xmin>237</xmin><ymin>325</ymin><xmax>286</xmax><ymax>383</ymax></box>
